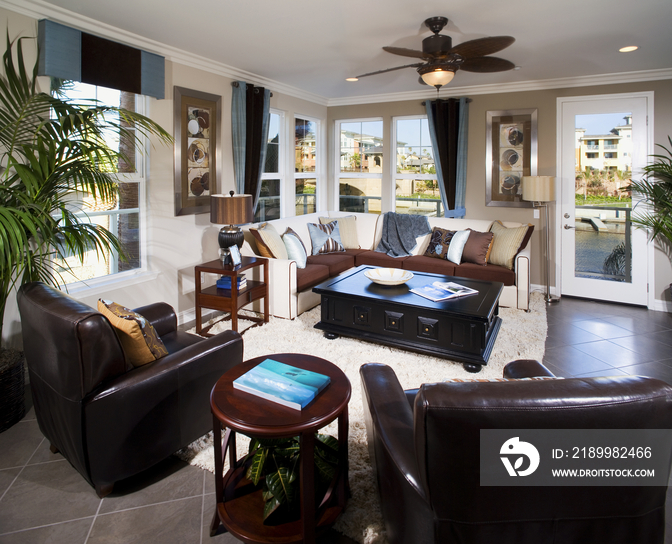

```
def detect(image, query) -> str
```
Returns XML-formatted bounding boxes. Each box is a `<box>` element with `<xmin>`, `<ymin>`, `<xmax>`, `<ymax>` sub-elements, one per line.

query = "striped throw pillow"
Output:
<box><xmin>488</xmin><ymin>220</ymin><xmax>533</xmax><ymax>270</ymax></box>
<box><xmin>307</xmin><ymin>222</ymin><xmax>345</xmax><ymax>255</ymax></box>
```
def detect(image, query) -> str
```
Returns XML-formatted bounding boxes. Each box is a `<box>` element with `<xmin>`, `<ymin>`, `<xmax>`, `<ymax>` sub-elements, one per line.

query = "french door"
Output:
<box><xmin>557</xmin><ymin>93</ymin><xmax>652</xmax><ymax>305</ymax></box>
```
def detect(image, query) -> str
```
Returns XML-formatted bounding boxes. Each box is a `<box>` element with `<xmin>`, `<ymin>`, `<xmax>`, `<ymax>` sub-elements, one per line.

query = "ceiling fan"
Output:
<box><xmin>351</xmin><ymin>17</ymin><xmax>516</xmax><ymax>89</ymax></box>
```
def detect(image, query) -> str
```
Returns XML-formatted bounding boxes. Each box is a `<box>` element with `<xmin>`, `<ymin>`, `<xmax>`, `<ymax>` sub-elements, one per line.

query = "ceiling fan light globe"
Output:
<box><xmin>420</xmin><ymin>69</ymin><xmax>455</xmax><ymax>88</ymax></box>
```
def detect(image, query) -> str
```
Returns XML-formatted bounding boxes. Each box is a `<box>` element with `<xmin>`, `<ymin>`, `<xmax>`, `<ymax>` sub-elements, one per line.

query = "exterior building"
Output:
<box><xmin>575</xmin><ymin>115</ymin><xmax>632</xmax><ymax>173</ymax></box>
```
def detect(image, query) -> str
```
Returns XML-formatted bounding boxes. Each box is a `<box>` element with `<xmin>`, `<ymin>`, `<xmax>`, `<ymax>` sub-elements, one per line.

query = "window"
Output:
<box><xmin>295</xmin><ymin>116</ymin><xmax>319</xmax><ymax>216</ymax></box>
<box><xmin>52</xmin><ymin>82</ymin><xmax>146</xmax><ymax>285</ymax></box>
<box><xmin>256</xmin><ymin>110</ymin><xmax>283</xmax><ymax>222</ymax></box>
<box><xmin>394</xmin><ymin>117</ymin><xmax>442</xmax><ymax>217</ymax></box>
<box><xmin>337</xmin><ymin>119</ymin><xmax>383</xmax><ymax>214</ymax></box>
<box><xmin>604</xmin><ymin>152</ymin><xmax>617</xmax><ymax>159</ymax></box>
<box><xmin>586</xmin><ymin>152</ymin><xmax>599</xmax><ymax>159</ymax></box>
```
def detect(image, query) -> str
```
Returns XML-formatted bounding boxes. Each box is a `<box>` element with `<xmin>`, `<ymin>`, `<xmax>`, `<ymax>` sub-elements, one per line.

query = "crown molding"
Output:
<box><xmin>1</xmin><ymin>0</ymin><xmax>329</xmax><ymax>106</ymax></box>
<box><xmin>326</xmin><ymin>68</ymin><xmax>672</xmax><ymax>107</ymax></box>
<box><xmin>5</xmin><ymin>0</ymin><xmax>670</xmax><ymax>109</ymax></box>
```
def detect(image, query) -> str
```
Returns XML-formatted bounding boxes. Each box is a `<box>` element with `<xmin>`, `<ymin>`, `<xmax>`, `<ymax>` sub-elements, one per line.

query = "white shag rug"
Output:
<box><xmin>178</xmin><ymin>293</ymin><xmax>547</xmax><ymax>544</ymax></box>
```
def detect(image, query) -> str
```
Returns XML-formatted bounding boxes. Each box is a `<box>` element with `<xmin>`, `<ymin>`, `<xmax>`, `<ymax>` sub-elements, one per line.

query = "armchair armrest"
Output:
<box><xmin>84</xmin><ymin>330</ymin><xmax>243</xmax><ymax>486</ymax></box>
<box><xmin>133</xmin><ymin>302</ymin><xmax>177</xmax><ymax>337</ymax></box>
<box><xmin>360</xmin><ymin>363</ymin><xmax>427</xmax><ymax>501</ymax></box>
<box><xmin>503</xmin><ymin>359</ymin><xmax>556</xmax><ymax>379</ymax></box>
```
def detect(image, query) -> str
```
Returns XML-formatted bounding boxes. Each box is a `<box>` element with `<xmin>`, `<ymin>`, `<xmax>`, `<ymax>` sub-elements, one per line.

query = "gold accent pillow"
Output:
<box><xmin>98</xmin><ymin>300</ymin><xmax>168</xmax><ymax>367</ymax></box>
<box><xmin>488</xmin><ymin>220</ymin><xmax>533</xmax><ymax>270</ymax></box>
<box><xmin>319</xmin><ymin>216</ymin><xmax>360</xmax><ymax>249</ymax></box>
<box><xmin>250</xmin><ymin>222</ymin><xmax>288</xmax><ymax>259</ymax></box>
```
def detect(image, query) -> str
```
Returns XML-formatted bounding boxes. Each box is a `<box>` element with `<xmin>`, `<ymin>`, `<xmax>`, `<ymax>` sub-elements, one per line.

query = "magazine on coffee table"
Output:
<box><xmin>411</xmin><ymin>281</ymin><xmax>479</xmax><ymax>302</ymax></box>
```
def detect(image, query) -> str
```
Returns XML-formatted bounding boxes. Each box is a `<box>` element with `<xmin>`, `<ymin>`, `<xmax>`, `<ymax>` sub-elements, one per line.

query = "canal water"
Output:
<box><xmin>575</xmin><ymin>222</ymin><xmax>628</xmax><ymax>280</ymax></box>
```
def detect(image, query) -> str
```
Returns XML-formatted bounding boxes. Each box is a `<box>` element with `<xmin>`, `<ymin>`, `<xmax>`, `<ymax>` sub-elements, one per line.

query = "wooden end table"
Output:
<box><xmin>210</xmin><ymin>353</ymin><xmax>351</xmax><ymax>544</ymax></box>
<box><xmin>195</xmin><ymin>256</ymin><xmax>269</xmax><ymax>335</ymax></box>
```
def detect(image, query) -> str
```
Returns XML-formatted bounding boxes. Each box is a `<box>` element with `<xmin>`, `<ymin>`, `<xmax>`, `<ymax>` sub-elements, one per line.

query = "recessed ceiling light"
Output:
<box><xmin>346</xmin><ymin>77</ymin><xmax>359</xmax><ymax>82</ymax></box>
<box><xmin>619</xmin><ymin>46</ymin><xmax>638</xmax><ymax>52</ymax></box>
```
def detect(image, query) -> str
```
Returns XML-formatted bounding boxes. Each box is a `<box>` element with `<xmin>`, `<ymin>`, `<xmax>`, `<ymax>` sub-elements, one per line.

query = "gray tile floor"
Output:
<box><xmin>1</xmin><ymin>295</ymin><xmax>672</xmax><ymax>543</ymax></box>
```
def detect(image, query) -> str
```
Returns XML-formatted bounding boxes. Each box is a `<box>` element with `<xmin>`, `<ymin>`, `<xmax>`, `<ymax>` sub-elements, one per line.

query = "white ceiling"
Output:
<box><xmin>17</xmin><ymin>0</ymin><xmax>672</xmax><ymax>102</ymax></box>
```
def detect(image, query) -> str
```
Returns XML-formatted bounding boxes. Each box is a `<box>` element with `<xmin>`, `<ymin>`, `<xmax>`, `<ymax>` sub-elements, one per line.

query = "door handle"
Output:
<box><xmin>564</xmin><ymin>224</ymin><xmax>575</xmax><ymax>229</ymax></box>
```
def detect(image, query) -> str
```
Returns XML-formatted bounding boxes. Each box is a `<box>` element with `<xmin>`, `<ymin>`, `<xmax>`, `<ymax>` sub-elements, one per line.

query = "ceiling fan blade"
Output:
<box><xmin>355</xmin><ymin>63</ymin><xmax>424</xmax><ymax>78</ymax></box>
<box><xmin>459</xmin><ymin>56</ymin><xmax>516</xmax><ymax>73</ymax></box>
<box><xmin>449</xmin><ymin>36</ymin><xmax>515</xmax><ymax>59</ymax></box>
<box><xmin>382</xmin><ymin>46</ymin><xmax>429</xmax><ymax>59</ymax></box>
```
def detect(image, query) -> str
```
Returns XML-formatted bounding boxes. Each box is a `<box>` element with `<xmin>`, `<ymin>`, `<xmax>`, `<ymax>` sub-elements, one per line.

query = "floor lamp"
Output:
<box><xmin>522</xmin><ymin>176</ymin><xmax>559</xmax><ymax>304</ymax></box>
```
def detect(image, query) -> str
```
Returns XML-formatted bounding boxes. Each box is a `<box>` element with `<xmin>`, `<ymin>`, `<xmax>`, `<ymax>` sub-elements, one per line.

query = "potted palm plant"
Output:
<box><xmin>0</xmin><ymin>34</ymin><xmax>172</xmax><ymax>431</ymax></box>
<box><xmin>628</xmin><ymin>137</ymin><xmax>672</xmax><ymax>254</ymax></box>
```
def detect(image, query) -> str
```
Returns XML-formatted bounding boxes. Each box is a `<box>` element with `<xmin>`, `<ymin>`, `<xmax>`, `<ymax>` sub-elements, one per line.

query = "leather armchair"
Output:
<box><xmin>17</xmin><ymin>282</ymin><xmax>244</xmax><ymax>497</ymax></box>
<box><xmin>360</xmin><ymin>361</ymin><xmax>672</xmax><ymax>544</ymax></box>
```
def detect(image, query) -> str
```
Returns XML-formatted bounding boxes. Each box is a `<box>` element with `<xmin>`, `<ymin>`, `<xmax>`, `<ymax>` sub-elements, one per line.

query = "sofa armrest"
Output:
<box><xmin>266</xmin><ymin>258</ymin><xmax>299</xmax><ymax>319</ymax></box>
<box><xmin>503</xmin><ymin>359</ymin><xmax>556</xmax><ymax>379</ymax></box>
<box><xmin>133</xmin><ymin>302</ymin><xmax>177</xmax><ymax>337</ymax></box>
<box><xmin>514</xmin><ymin>244</ymin><xmax>531</xmax><ymax>311</ymax></box>
<box><xmin>360</xmin><ymin>363</ymin><xmax>427</xmax><ymax>501</ymax></box>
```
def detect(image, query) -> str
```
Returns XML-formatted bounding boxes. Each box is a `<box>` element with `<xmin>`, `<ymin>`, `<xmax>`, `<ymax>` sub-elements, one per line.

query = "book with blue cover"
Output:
<box><xmin>217</xmin><ymin>276</ymin><xmax>246</xmax><ymax>289</ymax></box>
<box><xmin>233</xmin><ymin>359</ymin><xmax>331</xmax><ymax>410</ymax></box>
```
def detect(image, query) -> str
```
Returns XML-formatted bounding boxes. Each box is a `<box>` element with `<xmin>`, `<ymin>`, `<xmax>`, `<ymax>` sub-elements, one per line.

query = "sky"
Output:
<box><xmin>576</xmin><ymin>112</ymin><xmax>630</xmax><ymax>135</ymax></box>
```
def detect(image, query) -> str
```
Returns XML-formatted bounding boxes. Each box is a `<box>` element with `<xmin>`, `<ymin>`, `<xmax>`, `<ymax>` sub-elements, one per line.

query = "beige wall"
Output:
<box><xmin>328</xmin><ymin>80</ymin><xmax>672</xmax><ymax>301</ymax></box>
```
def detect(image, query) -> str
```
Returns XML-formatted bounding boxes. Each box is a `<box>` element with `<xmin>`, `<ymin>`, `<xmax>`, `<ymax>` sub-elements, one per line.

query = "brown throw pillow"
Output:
<box><xmin>423</xmin><ymin>227</ymin><xmax>455</xmax><ymax>259</ymax></box>
<box><xmin>98</xmin><ymin>300</ymin><xmax>168</xmax><ymax>367</ymax></box>
<box><xmin>462</xmin><ymin>229</ymin><xmax>494</xmax><ymax>266</ymax></box>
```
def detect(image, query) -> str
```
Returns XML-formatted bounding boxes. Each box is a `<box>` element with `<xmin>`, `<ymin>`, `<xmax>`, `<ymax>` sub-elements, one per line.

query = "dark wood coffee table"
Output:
<box><xmin>210</xmin><ymin>353</ymin><xmax>351</xmax><ymax>544</ymax></box>
<box><xmin>312</xmin><ymin>265</ymin><xmax>503</xmax><ymax>372</ymax></box>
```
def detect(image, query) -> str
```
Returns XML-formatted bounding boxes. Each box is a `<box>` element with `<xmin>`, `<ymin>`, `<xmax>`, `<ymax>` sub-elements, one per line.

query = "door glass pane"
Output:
<box><xmin>574</xmin><ymin>113</ymin><xmax>633</xmax><ymax>282</ymax></box>
<box><xmin>339</xmin><ymin>179</ymin><xmax>381</xmax><ymax>214</ymax></box>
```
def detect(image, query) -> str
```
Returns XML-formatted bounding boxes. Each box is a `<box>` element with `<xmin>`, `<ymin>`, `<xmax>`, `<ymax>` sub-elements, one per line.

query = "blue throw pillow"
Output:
<box><xmin>446</xmin><ymin>230</ymin><xmax>471</xmax><ymax>264</ymax></box>
<box><xmin>307</xmin><ymin>222</ymin><xmax>345</xmax><ymax>255</ymax></box>
<box><xmin>282</xmin><ymin>227</ymin><xmax>307</xmax><ymax>269</ymax></box>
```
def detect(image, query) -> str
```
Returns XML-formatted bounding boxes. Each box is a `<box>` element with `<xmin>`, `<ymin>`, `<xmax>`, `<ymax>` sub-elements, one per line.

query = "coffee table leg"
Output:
<box><xmin>211</xmin><ymin>416</ymin><xmax>223</xmax><ymax>536</ymax></box>
<box><xmin>300</xmin><ymin>431</ymin><xmax>316</xmax><ymax>544</ymax></box>
<box><xmin>463</xmin><ymin>362</ymin><xmax>482</xmax><ymax>373</ymax></box>
<box><xmin>337</xmin><ymin>407</ymin><xmax>350</xmax><ymax>502</ymax></box>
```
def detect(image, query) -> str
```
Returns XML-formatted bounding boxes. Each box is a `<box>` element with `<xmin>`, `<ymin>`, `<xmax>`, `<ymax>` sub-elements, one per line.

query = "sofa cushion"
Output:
<box><xmin>282</xmin><ymin>227</ymin><xmax>307</xmax><ymax>269</ymax></box>
<box><xmin>250</xmin><ymin>222</ymin><xmax>288</xmax><ymax>260</ymax></box>
<box><xmin>307</xmin><ymin>222</ymin><xmax>345</xmax><ymax>255</ymax></box>
<box><xmin>402</xmin><ymin>255</ymin><xmax>457</xmax><ymax>276</ymax></box>
<box><xmin>488</xmin><ymin>220</ymin><xmax>533</xmax><ymax>270</ymax></box>
<box><xmin>296</xmin><ymin>264</ymin><xmax>331</xmax><ymax>291</ymax></box>
<box><xmin>355</xmin><ymin>251</ymin><xmax>408</xmax><ymax>268</ymax></box>
<box><xmin>423</xmin><ymin>227</ymin><xmax>454</xmax><ymax>259</ymax></box>
<box><xmin>97</xmin><ymin>300</ymin><xmax>168</xmax><ymax>367</ymax></box>
<box><xmin>454</xmin><ymin>262</ymin><xmax>515</xmax><ymax>286</ymax></box>
<box><xmin>320</xmin><ymin>215</ymin><xmax>359</xmax><ymax>249</ymax></box>
<box><xmin>307</xmin><ymin>253</ymin><xmax>356</xmax><ymax>276</ymax></box>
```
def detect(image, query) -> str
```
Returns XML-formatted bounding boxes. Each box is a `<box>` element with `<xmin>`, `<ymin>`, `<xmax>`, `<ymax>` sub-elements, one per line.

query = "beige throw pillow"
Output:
<box><xmin>98</xmin><ymin>300</ymin><xmax>168</xmax><ymax>367</ymax></box>
<box><xmin>319</xmin><ymin>216</ymin><xmax>360</xmax><ymax>249</ymax></box>
<box><xmin>249</xmin><ymin>222</ymin><xmax>288</xmax><ymax>260</ymax></box>
<box><xmin>488</xmin><ymin>220</ymin><xmax>533</xmax><ymax>270</ymax></box>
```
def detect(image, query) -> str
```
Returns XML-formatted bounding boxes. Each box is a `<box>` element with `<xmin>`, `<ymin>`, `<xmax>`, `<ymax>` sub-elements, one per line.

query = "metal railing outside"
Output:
<box><xmin>575</xmin><ymin>204</ymin><xmax>631</xmax><ymax>282</ymax></box>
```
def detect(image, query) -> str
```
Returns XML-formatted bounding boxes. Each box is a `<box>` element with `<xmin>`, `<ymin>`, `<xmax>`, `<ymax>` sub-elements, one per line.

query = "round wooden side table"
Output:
<box><xmin>209</xmin><ymin>353</ymin><xmax>351</xmax><ymax>544</ymax></box>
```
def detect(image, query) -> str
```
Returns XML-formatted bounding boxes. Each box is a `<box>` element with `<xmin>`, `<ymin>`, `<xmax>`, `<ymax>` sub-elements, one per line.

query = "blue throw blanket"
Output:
<box><xmin>375</xmin><ymin>212</ymin><xmax>431</xmax><ymax>257</ymax></box>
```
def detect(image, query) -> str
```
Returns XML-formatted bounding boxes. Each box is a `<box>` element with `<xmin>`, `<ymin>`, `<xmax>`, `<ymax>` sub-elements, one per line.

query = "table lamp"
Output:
<box><xmin>210</xmin><ymin>191</ymin><xmax>254</xmax><ymax>264</ymax></box>
<box><xmin>522</xmin><ymin>176</ymin><xmax>559</xmax><ymax>304</ymax></box>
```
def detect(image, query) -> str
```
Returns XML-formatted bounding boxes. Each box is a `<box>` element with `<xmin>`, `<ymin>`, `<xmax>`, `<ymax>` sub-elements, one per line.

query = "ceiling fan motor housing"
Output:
<box><xmin>422</xmin><ymin>34</ymin><xmax>452</xmax><ymax>56</ymax></box>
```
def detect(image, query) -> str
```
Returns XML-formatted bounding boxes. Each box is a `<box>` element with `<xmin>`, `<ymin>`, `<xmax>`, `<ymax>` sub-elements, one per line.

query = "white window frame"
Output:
<box><xmin>334</xmin><ymin>117</ymin><xmax>384</xmax><ymax>214</ymax></box>
<box><xmin>257</xmin><ymin>108</ymin><xmax>284</xmax><ymax>222</ymax></box>
<box><xmin>61</xmin><ymin>93</ymin><xmax>154</xmax><ymax>294</ymax></box>
<box><xmin>294</xmin><ymin>114</ymin><xmax>322</xmax><ymax>216</ymax></box>
<box><xmin>391</xmin><ymin>115</ymin><xmax>441</xmax><ymax>216</ymax></box>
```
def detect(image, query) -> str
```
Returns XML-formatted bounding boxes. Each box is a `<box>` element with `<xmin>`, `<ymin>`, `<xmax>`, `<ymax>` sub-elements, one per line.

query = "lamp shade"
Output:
<box><xmin>522</xmin><ymin>176</ymin><xmax>555</xmax><ymax>202</ymax></box>
<box><xmin>210</xmin><ymin>193</ymin><xmax>254</xmax><ymax>225</ymax></box>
